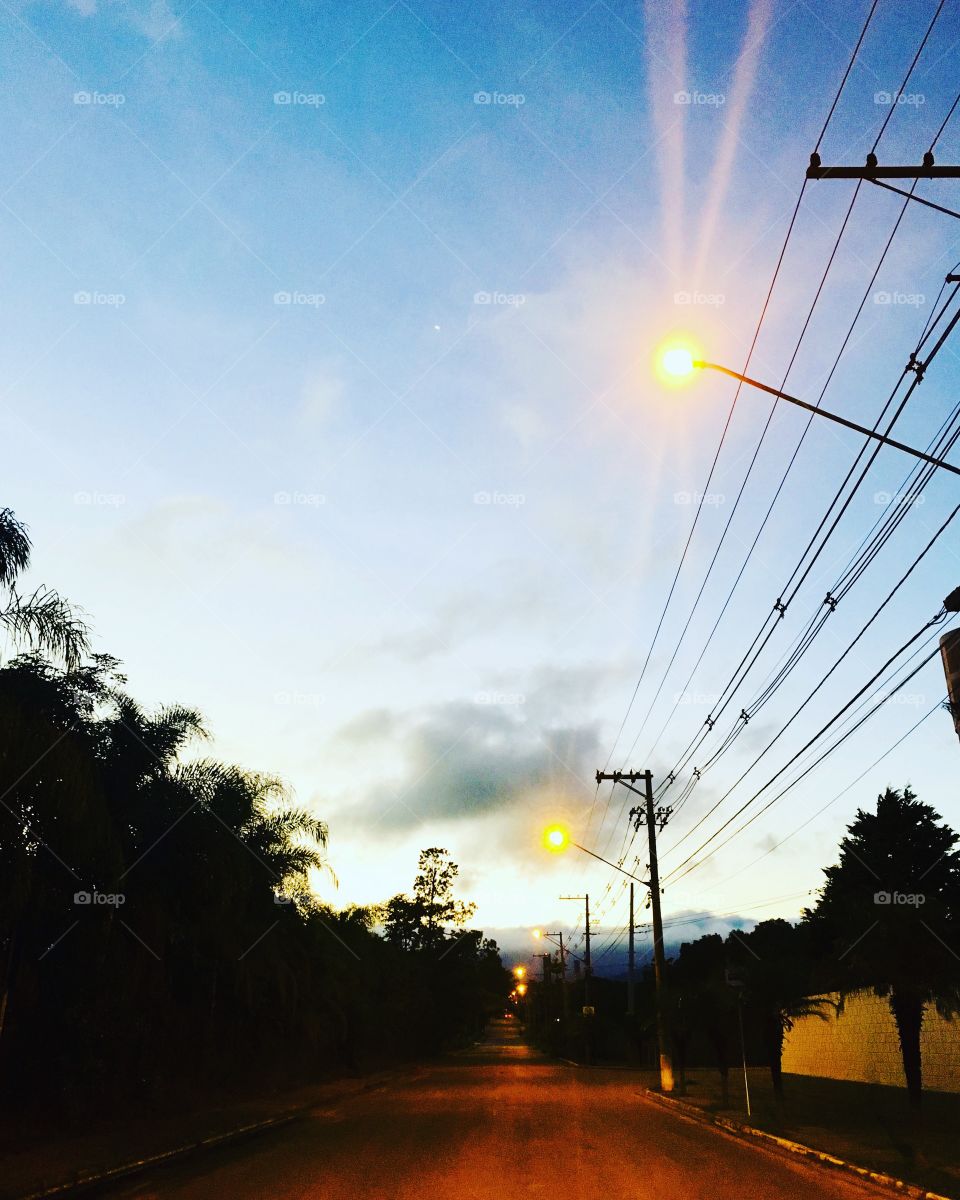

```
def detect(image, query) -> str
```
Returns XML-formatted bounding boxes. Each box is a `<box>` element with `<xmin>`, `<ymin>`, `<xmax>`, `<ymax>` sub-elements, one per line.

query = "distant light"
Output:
<box><xmin>513</xmin><ymin>965</ymin><xmax>526</xmax><ymax>978</ymax></box>
<box><xmin>516</xmin><ymin>982</ymin><xmax>528</xmax><ymax>996</ymax></box>
<box><xmin>532</xmin><ymin>928</ymin><xmax>542</xmax><ymax>940</ymax></box>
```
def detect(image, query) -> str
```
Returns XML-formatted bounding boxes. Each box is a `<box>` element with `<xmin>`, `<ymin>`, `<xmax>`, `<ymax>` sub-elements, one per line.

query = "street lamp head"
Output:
<box><xmin>532</xmin><ymin>928</ymin><xmax>543</xmax><ymax>940</ymax></box>
<box><xmin>543</xmin><ymin>824</ymin><xmax>569</xmax><ymax>852</ymax></box>
<box><xmin>513</xmin><ymin>965</ymin><xmax>526</xmax><ymax>978</ymax></box>
<box><xmin>655</xmin><ymin>337</ymin><xmax>704</xmax><ymax>387</ymax></box>
<box><xmin>662</xmin><ymin>346</ymin><xmax>695</xmax><ymax>377</ymax></box>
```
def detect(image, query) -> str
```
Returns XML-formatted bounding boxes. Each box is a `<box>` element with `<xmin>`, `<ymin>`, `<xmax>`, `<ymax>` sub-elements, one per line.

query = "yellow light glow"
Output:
<box><xmin>655</xmin><ymin>338</ymin><xmax>701</xmax><ymax>388</ymax></box>
<box><xmin>516</xmin><ymin>983</ymin><xmax>528</xmax><ymax>996</ymax></box>
<box><xmin>532</xmin><ymin>928</ymin><xmax>542</xmax><ymax>940</ymax></box>
<box><xmin>513</xmin><ymin>965</ymin><xmax>526</xmax><ymax>978</ymax></box>
<box><xmin>543</xmin><ymin>824</ymin><xmax>569</xmax><ymax>852</ymax></box>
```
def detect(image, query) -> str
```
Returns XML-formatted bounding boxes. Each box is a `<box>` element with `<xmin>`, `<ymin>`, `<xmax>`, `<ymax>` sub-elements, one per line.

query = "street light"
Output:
<box><xmin>657</xmin><ymin>345</ymin><xmax>960</xmax><ymax>477</ymax></box>
<box><xmin>542</xmin><ymin>824</ymin><xmax>650</xmax><ymax>886</ymax></box>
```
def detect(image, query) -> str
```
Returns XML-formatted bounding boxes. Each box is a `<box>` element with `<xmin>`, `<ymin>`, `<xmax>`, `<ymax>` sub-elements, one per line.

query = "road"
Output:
<box><xmin>105</xmin><ymin>1017</ymin><xmax>883</xmax><ymax>1200</ymax></box>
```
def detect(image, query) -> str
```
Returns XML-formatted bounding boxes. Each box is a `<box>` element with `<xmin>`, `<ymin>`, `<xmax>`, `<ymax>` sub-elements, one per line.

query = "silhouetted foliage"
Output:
<box><xmin>805</xmin><ymin>787</ymin><xmax>960</xmax><ymax>1110</ymax></box>
<box><xmin>0</xmin><ymin>512</ymin><xmax>509</xmax><ymax>1118</ymax></box>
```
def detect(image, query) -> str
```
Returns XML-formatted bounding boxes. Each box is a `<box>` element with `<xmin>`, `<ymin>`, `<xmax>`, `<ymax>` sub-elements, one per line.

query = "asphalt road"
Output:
<box><xmin>105</xmin><ymin>1018</ymin><xmax>884</xmax><ymax>1200</ymax></box>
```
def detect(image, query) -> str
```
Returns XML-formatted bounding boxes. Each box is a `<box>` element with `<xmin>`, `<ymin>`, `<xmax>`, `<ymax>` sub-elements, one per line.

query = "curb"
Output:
<box><xmin>12</xmin><ymin>1072</ymin><xmax>401</xmax><ymax>1200</ymax></box>
<box><xmin>643</xmin><ymin>1089</ymin><xmax>955</xmax><ymax>1200</ymax></box>
<box><xmin>14</xmin><ymin>1109</ymin><xmax>306</xmax><ymax>1200</ymax></box>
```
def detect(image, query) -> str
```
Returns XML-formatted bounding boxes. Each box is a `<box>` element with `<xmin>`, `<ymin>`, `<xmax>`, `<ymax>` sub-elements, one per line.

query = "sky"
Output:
<box><xmin>3</xmin><ymin>0</ymin><xmax>960</xmax><ymax>972</ymax></box>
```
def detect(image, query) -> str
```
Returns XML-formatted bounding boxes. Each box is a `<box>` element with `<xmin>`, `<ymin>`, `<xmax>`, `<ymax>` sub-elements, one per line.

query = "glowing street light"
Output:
<box><xmin>516</xmin><ymin>982</ymin><xmax>528</xmax><ymax>996</ymax></box>
<box><xmin>513</xmin><ymin>965</ymin><xmax>526</xmax><ymax>979</ymax></box>
<box><xmin>540</xmin><ymin>824</ymin><xmax>648</xmax><ymax>884</ymax></box>
<box><xmin>661</xmin><ymin>345</ymin><xmax>695</xmax><ymax>378</ymax></box>
<box><xmin>544</xmin><ymin>824</ymin><xmax>569</xmax><ymax>852</ymax></box>
<box><xmin>654</xmin><ymin>342</ymin><xmax>960</xmax><ymax>476</ymax></box>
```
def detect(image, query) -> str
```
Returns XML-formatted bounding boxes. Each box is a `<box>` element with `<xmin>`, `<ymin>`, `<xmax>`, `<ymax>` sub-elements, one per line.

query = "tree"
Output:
<box><xmin>0</xmin><ymin>509</ymin><xmax>87</xmax><ymax>671</ymax></box>
<box><xmin>806</xmin><ymin>787</ymin><xmax>960</xmax><ymax>1110</ymax></box>
<box><xmin>414</xmin><ymin>847</ymin><xmax>476</xmax><ymax>949</ymax></box>
<box><xmin>670</xmin><ymin>934</ymin><xmax>737</xmax><ymax>1102</ymax></box>
<box><xmin>382</xmin><ymin>848</ymin><xmax>476</xmax><ymax>952</ymax></box>
<box><xmin>725</xmin><ymin>919</ymin><xmax>832</xmax><ymax>1106</ymax></box>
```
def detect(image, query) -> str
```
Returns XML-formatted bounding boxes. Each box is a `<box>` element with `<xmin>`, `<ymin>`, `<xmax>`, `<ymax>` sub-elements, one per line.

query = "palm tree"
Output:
<box><xmin>806</xmin><ymin>787</ymin><xmax>960</xmax><ymax>1111</ymax></box>
<box><xmin>0</xmin><ymin>508</ymin><xmax>88</xmax><ymax>671</ymax></box>
<box><xmin>725</xmin><ymin>919</ymin><xmax>833</xmax><ymax>1107</ymax></box>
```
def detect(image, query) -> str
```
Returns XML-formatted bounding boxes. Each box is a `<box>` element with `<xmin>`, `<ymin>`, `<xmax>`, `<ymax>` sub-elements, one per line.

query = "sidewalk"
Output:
<box><xmin>658</xmin><ymin>1068</ymin><xmax>960</xmax><ymax>1199</ymax></box>
<box><xmin>0</xmin><ymin>1072</ymin><xmax>400</xmax><ymax>1200</ymax></box>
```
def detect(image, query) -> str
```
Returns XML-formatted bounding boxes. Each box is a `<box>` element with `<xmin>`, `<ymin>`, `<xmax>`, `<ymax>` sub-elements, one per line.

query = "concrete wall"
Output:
<box><xmin>782</xmin><ymin>990</ymin><xmax>960</xmax><ymax>1093</ymax></box>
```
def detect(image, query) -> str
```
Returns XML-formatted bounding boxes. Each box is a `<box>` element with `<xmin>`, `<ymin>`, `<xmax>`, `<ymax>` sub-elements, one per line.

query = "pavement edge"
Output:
<box><xmin>642</xmin><ymin>1088</ymin><xmax>955</xmax><ymax>1200</ymax></box>
<box><xmin>12</xmin><ymin>1073</ymin><xmax>401</xmax><ymax>1200</ymax></box>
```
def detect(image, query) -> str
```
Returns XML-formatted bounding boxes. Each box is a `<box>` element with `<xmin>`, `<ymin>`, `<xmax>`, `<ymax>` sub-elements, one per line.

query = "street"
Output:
<box><xmin>101</xmin><ymin>1018</ymin><xmax>887</xmax><ymax>1200</ymax></box>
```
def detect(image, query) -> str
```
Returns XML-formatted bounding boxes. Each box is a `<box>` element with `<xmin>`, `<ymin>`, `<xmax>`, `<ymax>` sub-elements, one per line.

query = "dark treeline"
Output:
<box><xmin>526</xmin><ymin>787</ymin><xmax>960</xmax><ymax>1111</ymax></box>
<box><xmin>0</xmin><ymin>509</ymin><xmax>510</xmax><ymax>1120</ymax></box>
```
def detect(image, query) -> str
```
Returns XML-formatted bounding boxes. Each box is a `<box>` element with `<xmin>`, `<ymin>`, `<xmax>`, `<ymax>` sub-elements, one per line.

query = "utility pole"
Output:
<box><xmin>559</xmin><ymin>894</ymin><xmax>590</xmax><ymax>1003</ymax></box>
<box><xmin>560</xmin><ymin>894</ymin><xmax>592</xmax><ymax>1064</ymax></box>
<box><xmin>941</xmin><ymin>586</ymin><xmax>960</xmax><ymax>743</ymax></box>
<box><xmin>557</xmin><ymin>932</ymin><xmax>570</xmax><ymax>1022</ymax></box>
<box><xmin>627</xmin><ymin>881</ymin><xmax>635</xmax><ymax>1018</ymax></box>
<box><xmin>597</xmin><ymin>768</ymin><xmax>675</xmax><ymax>1092</ymax></box>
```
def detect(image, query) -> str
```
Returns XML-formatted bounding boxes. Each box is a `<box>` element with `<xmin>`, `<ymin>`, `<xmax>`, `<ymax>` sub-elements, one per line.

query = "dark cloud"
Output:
<box><xmin>329</xmin><ymin>698</ymin><xmax>603</xmax><ymax>831</ymax></box>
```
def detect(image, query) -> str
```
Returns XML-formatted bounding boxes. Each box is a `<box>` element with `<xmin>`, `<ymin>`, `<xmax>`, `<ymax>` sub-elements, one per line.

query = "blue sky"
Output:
<box><xmin>3</xmin><ymin>0</ymin><xmax>960</xmax><ymax>970</ymax></box>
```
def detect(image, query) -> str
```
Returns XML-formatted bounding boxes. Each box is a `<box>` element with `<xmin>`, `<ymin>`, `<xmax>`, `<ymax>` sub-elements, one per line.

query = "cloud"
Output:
<box><xmin>327</xmin><ymin>697</ymin><xmax>603</xmax><ymax>832</ymax></box>
<box><xmin>64</xmin><ymin>0</ymin><xmax>183</xmax><ymax>40</ymax></box>
<box><xmin>299</xmin><ymin>369</ymin><xmax>344</xmax><ymax>428</ymax></box>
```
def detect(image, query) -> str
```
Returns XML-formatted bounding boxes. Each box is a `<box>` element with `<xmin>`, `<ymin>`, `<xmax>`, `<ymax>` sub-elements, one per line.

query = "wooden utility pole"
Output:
<box><xmin>596</xmin><ymin>768</ymin><xmax>674</xmax><ymax>1092</ymax></box>
<box><xmin>559</xmin><ymin>894</ymin><xmax>590</xmax><ymax>1001</ymax></box>
<box><xmin>627</xmin><ymin>881</ymin><xmax>635</xmax><ymax>1017</ymax></box>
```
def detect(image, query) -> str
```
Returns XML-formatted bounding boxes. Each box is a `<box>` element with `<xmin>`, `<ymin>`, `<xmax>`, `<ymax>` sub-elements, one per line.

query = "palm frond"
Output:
<box><xmin>0</xmin><ymin>508</ymin><xmax>31</xmax><ymax>587</ymax></box>
<box><xmin>1</xmin><ymin>586</ymin><xmax>90</xmax><ymax>672</ymax></box>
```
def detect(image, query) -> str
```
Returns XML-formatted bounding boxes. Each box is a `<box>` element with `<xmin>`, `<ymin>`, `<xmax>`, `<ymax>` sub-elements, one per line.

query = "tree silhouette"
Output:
<box><xmin>806</xmin><ymin>787</ymin><xmax>960</xmax><ymax>1110</ymax></box>
<box><xmin>725</xmin><ymin>919</ymin><xmax>832</xmax><ymax>1106</ymax></box>
<box><xmin>0</xmin><ymin>509</ymin><xmax>87</xmax><ymax>671</ymax></box>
